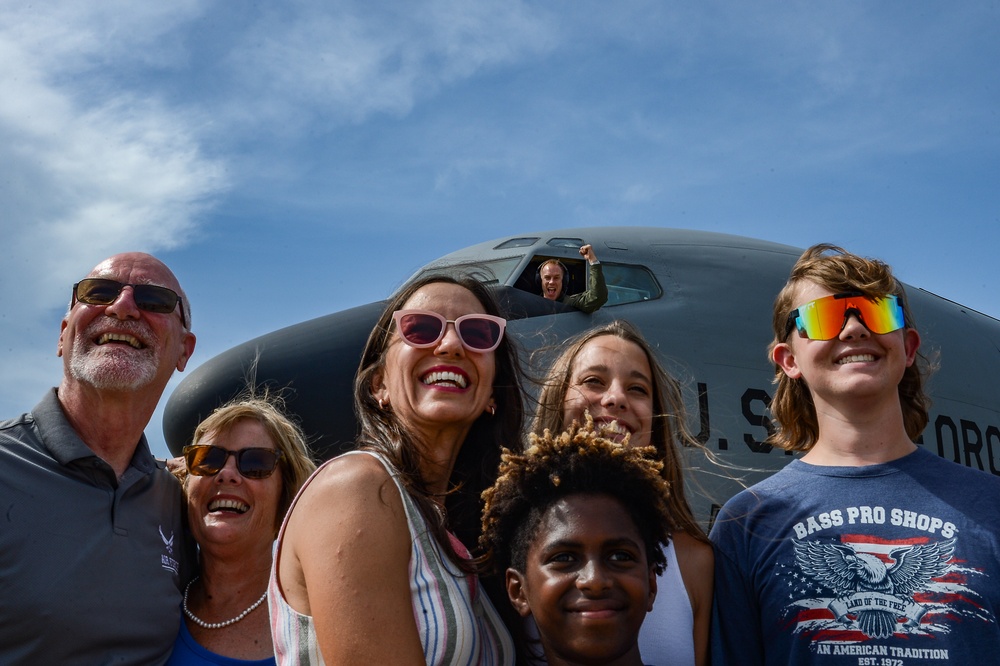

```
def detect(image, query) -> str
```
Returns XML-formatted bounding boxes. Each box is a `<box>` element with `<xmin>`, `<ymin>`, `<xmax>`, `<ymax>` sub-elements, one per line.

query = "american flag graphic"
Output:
<box><xmin>774</xmin><ymin>533</ymin><xmax>992</xmax><ymax>644</ymax></box>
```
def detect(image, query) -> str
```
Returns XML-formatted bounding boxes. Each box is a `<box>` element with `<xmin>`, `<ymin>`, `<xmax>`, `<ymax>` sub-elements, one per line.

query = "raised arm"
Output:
<box><xmin>565</xmin><ymin>247</ymin><xmax>608</xmax><ymax>313</ymax></box>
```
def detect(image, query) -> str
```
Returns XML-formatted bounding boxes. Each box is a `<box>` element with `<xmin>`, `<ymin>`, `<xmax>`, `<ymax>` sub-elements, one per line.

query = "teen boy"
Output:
<box><xmin>480</xmin><ymin>418</ymin><xmax>671</xmax><ymax>666</ymax></box>
<box><xmin>711</xmin><ymin>243</ymin><xmax>1000</xmax><ymax>665</ymax></box>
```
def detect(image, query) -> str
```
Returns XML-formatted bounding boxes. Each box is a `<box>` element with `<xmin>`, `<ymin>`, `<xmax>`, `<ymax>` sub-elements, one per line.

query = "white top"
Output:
<box><xmin>638</xmin><ymin>539</ymin><xmax>696</xmax><ymax>666</ymax></box>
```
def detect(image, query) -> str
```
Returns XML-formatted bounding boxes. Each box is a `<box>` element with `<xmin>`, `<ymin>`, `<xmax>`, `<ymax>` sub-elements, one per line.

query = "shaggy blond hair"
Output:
<box><xmin>767</xmin><ymin>243</ymin><xmax>930</xmax><ymax>451</ymax></box>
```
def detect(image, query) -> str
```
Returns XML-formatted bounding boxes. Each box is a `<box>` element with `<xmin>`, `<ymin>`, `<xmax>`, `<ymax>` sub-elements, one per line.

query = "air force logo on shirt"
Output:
<box><xmin>159</xmin><ymin>525</ymin><xmax>179</xmax><ymax>575</ymax></box>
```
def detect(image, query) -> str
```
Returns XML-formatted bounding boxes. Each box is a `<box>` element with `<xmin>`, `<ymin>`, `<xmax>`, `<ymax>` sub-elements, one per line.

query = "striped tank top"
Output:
<box><xmin>268</xmin><ymin>450</ymin><xmax>514</xmax><ymax>665</ymax></box>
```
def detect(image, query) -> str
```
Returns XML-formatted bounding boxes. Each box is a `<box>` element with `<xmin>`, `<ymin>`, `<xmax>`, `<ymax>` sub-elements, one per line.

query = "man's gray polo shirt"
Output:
<box><xmin>0</xmin><ymin>389</ymin><xmax>190</xmax><ymax>665</ymax></box>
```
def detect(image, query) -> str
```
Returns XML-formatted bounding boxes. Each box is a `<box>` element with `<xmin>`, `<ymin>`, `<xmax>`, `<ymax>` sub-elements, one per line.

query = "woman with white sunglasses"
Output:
<box><xmin>269</xmin><ymin>274</ymin><xmax>525</xmax><ymax>666</ymax></box>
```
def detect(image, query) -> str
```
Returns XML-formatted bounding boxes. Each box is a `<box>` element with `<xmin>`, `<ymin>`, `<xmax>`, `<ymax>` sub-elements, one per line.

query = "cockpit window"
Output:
<box><xmin>418</xmin><ymin>253</ymin><xmax>662</xmax><ymax>311</ymax></box>
<box><xmin>546</xmin><ymin>237</ymin><xmax>586</xmax><ymax>249</ymax></box>
<box><xmin>494</xmin><ymin>237</ymin><xmax>539</xmax><ymax>249</ymax></box>
<box><xmin>415</xmin><ymin>257</ymin><xmax>524</xmax><ymax>285</ymax></box>
<box><xmin>512</xmin><ymin>258</ymin><xmax>661</xmax><ymax>308</ymax></box>
<box><xmin>603</xmin><ymin>264</ymin><xmax>661</xmax><ymax>305</ymax></box>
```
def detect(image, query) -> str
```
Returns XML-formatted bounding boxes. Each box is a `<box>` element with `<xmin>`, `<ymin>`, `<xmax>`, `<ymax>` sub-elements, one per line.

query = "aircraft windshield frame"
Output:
<box><xmin>414</xmin><ymin>256</ymin><xmax>525</xmax><ymax>285</ymax></box>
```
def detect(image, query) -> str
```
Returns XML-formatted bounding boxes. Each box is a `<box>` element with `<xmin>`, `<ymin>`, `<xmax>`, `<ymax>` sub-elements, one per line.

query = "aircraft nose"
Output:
<box><xmin>162</xmin><ymin>300</ymin><xmax>389</xmax><ymax>458</ymax></box>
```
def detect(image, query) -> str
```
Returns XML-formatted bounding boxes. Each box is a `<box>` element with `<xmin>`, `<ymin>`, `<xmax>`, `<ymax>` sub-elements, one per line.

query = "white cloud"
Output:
<box><xmin>0</xmin><ymin>3</ymin><xmax>228</xmax><ymax>281</ymax></box>
<box><xmin>223</xmin><ymin>0</ymin><xmax>559</xmax><ymax>128</ymax></box>
<box><xmin>1</xmin><ymin>2</ymin><xmax>204</xmax><ymax>71</ymax></box>
<box><xmin>622</xmin><ymin>183</ymin><xmax>661</xmax><ymax>204</ymax></box>
<box><xmin>0</xmin><ymin>2</ymin><xmax>228</xmax><ymax>414</ymax></box>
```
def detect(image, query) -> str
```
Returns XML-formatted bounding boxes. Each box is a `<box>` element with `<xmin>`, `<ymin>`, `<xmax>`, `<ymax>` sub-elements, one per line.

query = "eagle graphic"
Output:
<box><xmin>793</xmin><ymin>537</ymin><xmax>956</xmax><ymax>638</ymax></box>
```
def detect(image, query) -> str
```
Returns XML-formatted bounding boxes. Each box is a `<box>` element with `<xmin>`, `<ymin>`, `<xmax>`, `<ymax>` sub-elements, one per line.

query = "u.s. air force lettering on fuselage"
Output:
<box><xmin>697</xmin><ymin>380</ymin><xmax>1000</xmax><ymax>474</ymax></box>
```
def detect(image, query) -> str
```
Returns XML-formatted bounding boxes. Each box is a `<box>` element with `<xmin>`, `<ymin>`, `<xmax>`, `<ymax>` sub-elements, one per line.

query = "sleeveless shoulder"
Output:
<box><xmin>269</xmin><ymin>450</ymin><xmax>514</xmax><ymax>666</ymax></box>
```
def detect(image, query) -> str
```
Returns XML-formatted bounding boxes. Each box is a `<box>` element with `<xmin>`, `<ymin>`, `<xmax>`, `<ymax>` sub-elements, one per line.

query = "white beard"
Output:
<box><xmin>67</xmin><ymin>322</ymin><xmax>160</xmax><ymax>392</ymax></box>
<box><xmin>69</xmin><ymin>345</ymin><xmax>159</xmax><ymax>391</ymax></box>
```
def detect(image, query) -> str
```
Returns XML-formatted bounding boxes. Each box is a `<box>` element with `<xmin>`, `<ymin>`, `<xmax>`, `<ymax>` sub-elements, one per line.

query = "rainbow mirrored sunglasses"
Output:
<box><xmin>785</xmin><ymin>291</ymin><xmax>905</xmax><ymax>341</ymax></box>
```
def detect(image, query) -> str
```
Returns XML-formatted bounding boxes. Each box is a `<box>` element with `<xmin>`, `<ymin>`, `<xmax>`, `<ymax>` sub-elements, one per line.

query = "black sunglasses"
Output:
<box><xmin>182</xmin><ymin>444</ymin><xmax>283</xmax><ymax>480</ymax></box>
<box><xmin>73</xmin><ymin>278</ymin><xmax>187</xmax><ymax>328</ymax></box>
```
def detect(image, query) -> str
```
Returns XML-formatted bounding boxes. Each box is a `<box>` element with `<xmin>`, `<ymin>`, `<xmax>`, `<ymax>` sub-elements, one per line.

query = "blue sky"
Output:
<box><xmin>2</xmin><ymin>1</ymin><xmax>997</xmax><ymax>459</ymax></box>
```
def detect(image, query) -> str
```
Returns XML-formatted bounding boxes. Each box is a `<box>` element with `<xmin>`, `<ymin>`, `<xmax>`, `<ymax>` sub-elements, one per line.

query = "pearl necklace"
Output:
<box><xmin>183</xmin><ymin>577</ymin><xmax>268</xmax><ymax>630</ymax></box>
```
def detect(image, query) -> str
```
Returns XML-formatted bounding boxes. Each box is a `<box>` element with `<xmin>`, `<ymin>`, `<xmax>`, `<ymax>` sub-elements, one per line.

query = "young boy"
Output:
<box><xmin>710</xmin><ymin>243</ymin><xmax>1000</xmax><ymax>664</ymax></box>
<box><xmin>480</xmin><ymin>417</ymin><xmax>673</xmax><ymax>666</ymax></box>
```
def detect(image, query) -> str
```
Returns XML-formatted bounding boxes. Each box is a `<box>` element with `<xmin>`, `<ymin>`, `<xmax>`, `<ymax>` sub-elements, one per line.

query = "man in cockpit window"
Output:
<box><xmin>538</xmin><ymin>243</ymin><xmax>608</xmax><ymax>313</ymax></box>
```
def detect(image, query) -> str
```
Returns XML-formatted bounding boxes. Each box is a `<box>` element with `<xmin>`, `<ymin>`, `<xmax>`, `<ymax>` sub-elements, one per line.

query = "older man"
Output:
<box><xmin>0</xmin><ymin>253</ymin><xmax>197</xmax><ymax>664</ymax></box>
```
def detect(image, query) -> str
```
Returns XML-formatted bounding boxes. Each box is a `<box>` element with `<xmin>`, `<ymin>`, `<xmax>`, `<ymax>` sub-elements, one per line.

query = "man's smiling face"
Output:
<box><xmin>540</xmin><ymin>262</ymin><xmax>564</xmax><ymax>300</ymax></box>
<box><xmin>59</xmin><ymin>253</ymin><xmax>193</xmax><ymax>393</ymax></box>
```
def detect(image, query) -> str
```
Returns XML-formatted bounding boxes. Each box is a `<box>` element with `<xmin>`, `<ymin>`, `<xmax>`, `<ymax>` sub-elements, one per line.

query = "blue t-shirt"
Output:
<box><xmin>166</xmin><ymin>618</ymin><xmax>276</xmax><ymax>666</ymax></box>
<box><xmin>711</xmin><ymin>447</ymin><xmax>1000</xmax><ymax>666</ymax></box>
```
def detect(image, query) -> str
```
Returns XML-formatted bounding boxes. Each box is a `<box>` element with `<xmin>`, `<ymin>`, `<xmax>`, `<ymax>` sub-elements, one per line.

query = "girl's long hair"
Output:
<box><xmin>531</xmin><ymin>319</ymin><xmax>709</xmax><ymax>543</ymax></box>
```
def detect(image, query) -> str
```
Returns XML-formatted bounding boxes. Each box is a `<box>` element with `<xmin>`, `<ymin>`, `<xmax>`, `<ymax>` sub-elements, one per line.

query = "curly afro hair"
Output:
<box><xmin>480</xmin><ymin>414</ymin><xmax>675</xmax><ymax>576</ymax></box>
